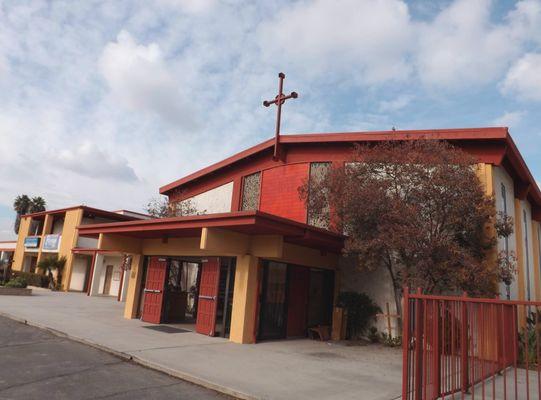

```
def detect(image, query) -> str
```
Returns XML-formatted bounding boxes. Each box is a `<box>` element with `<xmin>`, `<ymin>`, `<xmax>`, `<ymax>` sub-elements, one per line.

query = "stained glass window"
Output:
<box><xmin>241</xmin><ymin>172</ymin><xmax>261</xmax><ymax>211</ymax></box>
<box><xmin>307</xmin><ymin>162</ymin><xmax>331</xmax><ymax>228</ymax></box>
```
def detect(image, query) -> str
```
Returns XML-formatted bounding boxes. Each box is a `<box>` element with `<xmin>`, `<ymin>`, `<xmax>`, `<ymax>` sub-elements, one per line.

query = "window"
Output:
<box><xmin>307</xmin><ymin>162</ymin><xmax>331</xmax><ymax>228</ymax></box>
<box><xmin>241</xmin><ymin>172</ymin><xmax>261</xmax><ymax>211</ymax></box>
<box><xmin>524</xmin><ymin>209</ymin><xmax>531</xmax><ymax>301</ymax></box>
<box><xmin>501</xmin><ymin>184</ymin><xmax>509</xmax><ymax>255</ymax></box>
<box><xmin>501</xmin><ymin>184</ymin><xmax>511</xmax><ymax>298</ymax></box>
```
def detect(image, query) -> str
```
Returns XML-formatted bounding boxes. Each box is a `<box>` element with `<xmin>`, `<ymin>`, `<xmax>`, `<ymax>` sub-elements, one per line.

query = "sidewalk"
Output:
<box><xmin>0</xmin><ymin>288</ymin><xmax>402</xmax><ymax>400</ymax></box>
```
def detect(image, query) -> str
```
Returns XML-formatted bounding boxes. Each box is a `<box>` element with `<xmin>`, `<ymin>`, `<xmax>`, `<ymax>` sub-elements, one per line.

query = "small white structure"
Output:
<box><xmin>89</xmin><ymin>253</ymin><xmax>129</xmax><ymax>301</ymax></box>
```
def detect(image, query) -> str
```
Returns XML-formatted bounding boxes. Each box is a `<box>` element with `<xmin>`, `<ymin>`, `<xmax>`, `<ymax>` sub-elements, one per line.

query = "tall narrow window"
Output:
<box><xmin>524</xmin><ymin>209</ymin><xmax>531</xmax><ymax>301</ymax></box>
<box><xmin>241</xmin><ymin>172</ymin><xmax>261</xmax><ymax>211</ymax></box>
<box><xmin>501</xmin><ymin>184</ymin><xmax>509</xmax><ymax>255</ymax></box>
<box><xmin>501</xmin><ymin>184</ymin><xmax>511</xmax><ymax>299</ymax></box>
<box><xmin>307</xmin><ymin>162</ymin><xmax>331</xmax><ymax>228</ymax></box>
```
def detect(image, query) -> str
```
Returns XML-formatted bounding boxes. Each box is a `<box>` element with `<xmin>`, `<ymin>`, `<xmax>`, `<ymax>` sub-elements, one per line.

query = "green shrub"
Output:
<box><xmin>380</xmin><ymin>333</ymin><xmax>402</xmax><ymax>347</ymax></box>
<box><xmin>5</xmin><ymin>276</ymin><xmax>28</xmax><ymax>288</ymax></box>
<box><xmin>337</xmin><ymin>291</ymin><xmax>381</xmax><ymax>339</ymax></box>
<box><xmin>11</xmin><ymin>271</ymin><xmax>50</xmax><ymax>288</ymax></box>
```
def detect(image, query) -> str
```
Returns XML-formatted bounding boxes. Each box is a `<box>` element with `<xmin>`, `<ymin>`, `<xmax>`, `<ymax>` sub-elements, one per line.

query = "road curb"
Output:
<box><xmin>0</xmin><ymin>311</ymin><xmax>259</xmax><ymax>400</ymax></box>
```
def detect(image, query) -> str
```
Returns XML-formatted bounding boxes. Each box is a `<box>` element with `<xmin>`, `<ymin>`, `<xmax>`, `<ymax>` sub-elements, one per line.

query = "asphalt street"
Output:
<box><xmin>0</xmin><ymin>316</ymin><xmax>230</xmax><ymax>400</ymax></box>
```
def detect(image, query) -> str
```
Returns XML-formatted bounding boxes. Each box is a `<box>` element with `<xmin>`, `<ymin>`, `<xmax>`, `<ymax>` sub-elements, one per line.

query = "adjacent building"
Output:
<box><xmin>0</xmin><ymin>241</ymin><xmax>16</xmax><ymax>263</ymax></box>
<box><xmin>74</xmin><ymin>127</ymin><xmax>541</xmax><ymax>344</ymax></box>
<box><xmin>11</xmin><ymin>205</ymin><xmax>150</xmax><ymax>295</ymax></box>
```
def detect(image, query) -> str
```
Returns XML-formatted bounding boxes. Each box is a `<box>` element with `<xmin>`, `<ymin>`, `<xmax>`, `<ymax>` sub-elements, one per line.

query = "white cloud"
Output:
<box><xmin>157</xmin><ymin>0</ymin><xmax>218</xmax><ymax>14</ymax></box>
<box><xmin>55</xmin><ymin>142</ymin><xmax>139</xmax><ymax>182</ymax></box>
<box><xmin>501</xmin><ymin>53</ymin><xmax>541</xmax><ymax>101</ymax></box>
<box><xmin>492</xmin><ymin>111</ymin><xmax>526</xmax><ymax>127</ymax></box>
<box><xmin>378</xmin><ymin>95</ymin><xmax>413</xmax><ymax>113</ymax></box>
<box><xmin>415</xmin><ymin>0</ymin><xmax>520</xmax><ymax>88</ymax></box>
<box><xmin>1</xmin><ymin>0</ymin><xmax>541</xmax><ymax>241</ymax></box>
<box><xmin>99</xmin><ymin>30</ymin><xmax>198</xmax><ymax>129</ymax></box>
<box><xmin>257</xmin><ymin>0</ymin><xmax>414</xmax><ymax>84</ymax></box>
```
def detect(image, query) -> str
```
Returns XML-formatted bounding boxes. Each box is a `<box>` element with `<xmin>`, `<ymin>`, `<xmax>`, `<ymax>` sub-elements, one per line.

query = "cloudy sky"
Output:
<box><xmin>1</xmin><ymin>0</ymin><xmax>541</xmax><ymax>240</ymax></box>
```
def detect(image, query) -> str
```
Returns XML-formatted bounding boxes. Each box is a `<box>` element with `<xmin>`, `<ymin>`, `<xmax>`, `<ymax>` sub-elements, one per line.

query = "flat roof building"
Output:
<box><xmin>12</xmin><ymin>205</ymin><xmax>149</xmax><ymax>296</ymax></box>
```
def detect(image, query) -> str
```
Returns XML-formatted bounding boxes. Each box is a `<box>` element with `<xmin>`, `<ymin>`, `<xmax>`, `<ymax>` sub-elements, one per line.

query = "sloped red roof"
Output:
<box><xmin>158</xmin><ymin>127</ymin><xmax>541</xmax><ymax>212</ymax></box>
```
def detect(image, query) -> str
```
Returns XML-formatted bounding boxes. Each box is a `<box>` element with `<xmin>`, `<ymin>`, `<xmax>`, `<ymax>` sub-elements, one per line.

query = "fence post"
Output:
<box><xmin>402</xmin><ymin>287</ymin><xmax>410</xmax><ymax>400</ymax></box>
<box><xmin>414</xmin><ymin>288</ymin><xmax>424</xmax><ymax>400</ymax></box>
<box><xmin>432</xmin><ymin>300</ymin><xmax>441</xmax><ymax>399</ymax></box>
<box><xmin>460</xmin><ymin>291</ymin><xmax>470</xmax><ymax>394</ymax></box>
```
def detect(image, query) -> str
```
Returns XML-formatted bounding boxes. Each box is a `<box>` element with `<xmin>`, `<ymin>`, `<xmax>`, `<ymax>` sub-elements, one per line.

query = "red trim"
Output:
<box><xmin>158</xmin><ymin>127</ymin><xmax>541</xmax><ymax>213</ymax></box>
<box><xmin>230</xmin><ymin>177</ymin><xmax>242</xmax><ymax>212</ymax></box>
<box><xmin>159</xmin><ymin>127</ymin><xmax>508</xmax><ymax>194</ymax></box>
<box><xmin>77</xmin><ymin>211</ymin><xmax>344</xmax><ymax>252</ymax></box>
<box><xmin>22</xmin><ymin>205</ymin><xmax>140</xmax><ymax>222</ymax></box>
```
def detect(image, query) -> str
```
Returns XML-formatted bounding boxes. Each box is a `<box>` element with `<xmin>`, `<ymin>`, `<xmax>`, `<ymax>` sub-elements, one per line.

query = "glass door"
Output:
<box><xmin>258</xmin><ymin>261</ymin><xmax>288</xmax><ymax>340</ymax></box>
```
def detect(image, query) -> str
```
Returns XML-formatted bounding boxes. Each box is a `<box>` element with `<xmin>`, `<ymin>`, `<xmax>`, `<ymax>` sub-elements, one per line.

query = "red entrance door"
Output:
<box><xmin>196</xmin><ymin>257</ymin><xmax>221</xmax><ymax>336</ymax></box>
<box><xmin>141</xmin><ymin>257</ymin><xmax>167</xmax><ymax>324</ymax></box>
<box><xmin>286</xmin><ymin>266</ymin><xmax>310</xmax><ymax>337</ymax></box>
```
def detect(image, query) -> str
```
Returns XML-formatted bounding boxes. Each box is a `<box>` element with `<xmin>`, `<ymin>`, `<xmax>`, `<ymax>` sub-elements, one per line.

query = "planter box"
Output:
<box><xmin>0</xmin><ymin>287</ymin><xmax>32</xmax><ymax>296</ymax></box>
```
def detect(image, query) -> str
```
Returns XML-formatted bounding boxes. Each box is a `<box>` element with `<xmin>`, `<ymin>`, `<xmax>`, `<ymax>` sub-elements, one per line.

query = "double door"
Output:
<box><xmin>141</xmin><ymin>256</ymin><xmax>232</xmax><ymax>338</ymax></box>
<box><xmin>258</xmin><ymin>262</ymin><xmax>334</xmax><ymax>341</ymax></box>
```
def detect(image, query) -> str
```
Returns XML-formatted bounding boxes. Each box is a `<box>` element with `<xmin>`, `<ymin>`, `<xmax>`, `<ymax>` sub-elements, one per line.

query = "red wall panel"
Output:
<box><xmin>259</xmin><ymin>163</ymin><xmax>310</xmax><ymax>223</ymax></box>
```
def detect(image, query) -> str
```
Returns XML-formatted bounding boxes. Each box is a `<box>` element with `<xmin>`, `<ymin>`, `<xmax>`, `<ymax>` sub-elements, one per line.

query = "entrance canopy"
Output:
<box><xmin>77</xmin><ymin>210</ymin><xmax>344</xmax><ymax>253</ymax></box>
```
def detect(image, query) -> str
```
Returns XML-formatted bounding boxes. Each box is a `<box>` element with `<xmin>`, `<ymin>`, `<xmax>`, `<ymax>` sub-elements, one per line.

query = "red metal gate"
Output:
<box><xmin>141</xmin><ymin>257</ymin><xmax>167</xmax><ymax>324</ymax></box>
<box><xmin>402</xmin><ymin>288</ymin><xmax>541</xmax><ymax>400</ymax></box>
<box><xmin>196</xmin><ymin>257</ymin><xmax>221</xmax><ymax>336</ymax></box>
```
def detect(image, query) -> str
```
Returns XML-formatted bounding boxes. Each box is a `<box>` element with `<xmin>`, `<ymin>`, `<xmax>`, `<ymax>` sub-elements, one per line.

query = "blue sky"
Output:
<box><xmin>0</xmin><ymin>0</ymin><xmax>540</xmax><ymax>240</ymax></box>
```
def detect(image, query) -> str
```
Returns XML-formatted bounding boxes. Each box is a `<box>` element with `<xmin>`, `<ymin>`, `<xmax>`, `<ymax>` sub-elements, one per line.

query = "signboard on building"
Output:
<box><xmin>42</xmin><ymin>234</ymin><xmax>61</xmax><ymax>251</ymax></box>
<box><xmin>24</xmin><ymin>236</ymin><xmax>40</xmax><ymax>248</ymax></box>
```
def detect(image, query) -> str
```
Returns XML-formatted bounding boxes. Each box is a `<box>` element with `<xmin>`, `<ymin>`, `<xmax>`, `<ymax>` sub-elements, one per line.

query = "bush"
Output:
<box><xmin>11</xmin><ymin>271</ymin><xmax>50</xmax><ymax>288</ymax></box>
<box><xmin>337</xmin><ymin>291</ymin><xmax>381</xmax><ymax>339</ymax></box>
<box><xmin>5</xmin><ymin>276</ymin><xmax>28</xmax><ymax>288</ymax></box>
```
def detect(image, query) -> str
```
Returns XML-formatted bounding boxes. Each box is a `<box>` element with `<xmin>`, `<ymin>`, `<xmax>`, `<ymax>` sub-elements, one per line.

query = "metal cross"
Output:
<box><xmin>263</xmin><ymin>72</ymin><xmax>298</xmax><ymax>161</ymax></box>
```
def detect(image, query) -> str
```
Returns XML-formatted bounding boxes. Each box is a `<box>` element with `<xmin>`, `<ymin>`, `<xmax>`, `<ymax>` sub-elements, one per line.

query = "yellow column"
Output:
<box><xmin>476</xmin><ymin>163</ymin><xmax>494</xmax><ymax>196</ymax></box>
<box><xmin>532</xmin><ymin>221</ymin><xmax>541</xmax><ymax>301</ymax></box>
<box><xmin>59</xmin><ymin>209</ymin><xmax>84</xmax><ymax>291</ymax></box>
<box><xmin>229</xmin><ymin>255</ymin><xmax>260</xmax><ymax>344</ymax></box>
<box><xmin>123</xmin><ymin>254</ymin><xmax>144</xmax><ymax>319</ymax></box>
<box><xmin>37</xmin><ymin>214</ymin><xmax>53</xmax><ymax>264</ymax></box>
<box><xmin>476</xmin><ymin>163</ymin><xmax>498</xmax><ymax>291</ymax></box>
<box><xmin>12</xmin><ymin>217</ymin><xmax>32</xmax><ymax>271</ymax></box>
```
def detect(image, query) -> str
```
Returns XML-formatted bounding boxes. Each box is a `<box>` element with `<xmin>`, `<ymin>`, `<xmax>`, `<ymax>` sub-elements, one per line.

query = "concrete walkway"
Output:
<box><xmin>0</xmin><ymin>288</ymin><xmax>402</xmax><ymax>400</ymax></box>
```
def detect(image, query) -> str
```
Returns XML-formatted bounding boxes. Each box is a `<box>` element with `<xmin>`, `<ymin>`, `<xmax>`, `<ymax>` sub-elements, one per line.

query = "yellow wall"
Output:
<box><xmin>229</xmin><ymin>255</ymin><xmax>260</xmax><ymax>344</ymax></box>
<box><xmin>58</xmin><ymin>209</ymin><xmax>84</xmax><ymax>290</ymax></box>
<box><xmin>97</xmin><ymin>230</ymin><xmax>338</xmax><ymax>344</ymax></box>
<box><xmin>12</xmin><ymin>216</ymin><xmax>33</xmax><ymax>271</ymax></box>
<box><xmin>123</xmin><ymin>254</ymin><xmax>144</xmax><ymax>319</ymax></box>
<box><xmin>12</xmin><ymin>209</ymin><xmax>84</xmax><ymax>290</ymax></box>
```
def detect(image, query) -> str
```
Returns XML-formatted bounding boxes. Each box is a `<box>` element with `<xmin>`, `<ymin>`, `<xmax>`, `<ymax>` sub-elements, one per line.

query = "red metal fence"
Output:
<box><xmin>402</xmin><ymin>288</ymin><xmax>541</xmax><ymax>400</ymax></box>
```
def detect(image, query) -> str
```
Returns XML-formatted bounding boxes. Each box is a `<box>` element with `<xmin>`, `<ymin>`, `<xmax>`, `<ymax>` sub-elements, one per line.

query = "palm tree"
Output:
<box><xmin>12</xmin><ymin>195</ymin><xmax>47</xmax><ymax>234</ymax></box>
<box><xmin>13</xmin><ymin>195</ymin><xmax>31</xmax><ymax>234</ymax></box>
<box><xmin>29</xmin><ymin>196</ymin><xmax>46</xmax><ymax>213</ymax></box>
<box><xmin>36</xmin><ymin>255</ymin><xmax>66</xmax><ymax>290</ymax></box>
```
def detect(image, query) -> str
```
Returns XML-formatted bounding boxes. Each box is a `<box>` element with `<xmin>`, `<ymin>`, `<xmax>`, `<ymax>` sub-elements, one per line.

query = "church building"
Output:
<box><xmin>75</xmin><ymin>127</ymin><xmax>541</xmax><ymax>344</ymax></box>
